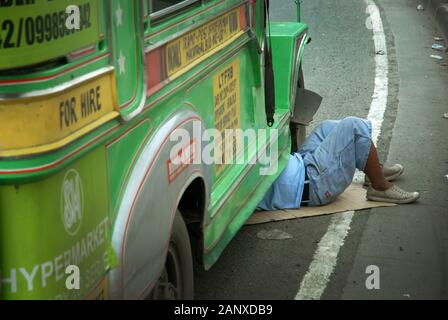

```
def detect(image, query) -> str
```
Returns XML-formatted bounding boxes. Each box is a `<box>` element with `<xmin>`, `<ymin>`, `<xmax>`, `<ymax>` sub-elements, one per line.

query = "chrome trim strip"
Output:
<box><xmin>290</xmin><ymin>33</ymin><xmax>308</xmax><ymax>112</ymax></box>
<box><xmin>145</xmin><ymin>1</ymin><xmax>249</xmax><ymax>52</ymax></box>
<box><xmin>0</xmin><ymin>66</ymin><xmax>114</xmax><ymax>101</ymax></box>
<box><xmin>0</xmin><ymin>123</ymin><xmax>120</xmax><ymax>171</ymax></box>
<box><xmin>150</xmin><ymin>0</ymin><xmax>200</xmax><ymax>21</ymax></box>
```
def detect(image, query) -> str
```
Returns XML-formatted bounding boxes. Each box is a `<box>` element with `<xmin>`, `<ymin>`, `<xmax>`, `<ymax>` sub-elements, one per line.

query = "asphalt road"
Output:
<box><xmin>194</xmin><ymin>0</ymin><xmax>448</xmax><ymax>300</ymax></box>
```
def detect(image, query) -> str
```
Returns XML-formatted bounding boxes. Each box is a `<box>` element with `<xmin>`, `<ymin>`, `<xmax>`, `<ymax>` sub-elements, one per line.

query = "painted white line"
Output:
<box><xmin>295</xmin><ymin>0</ymin><xmax>389</xmax><ymax>300</ymax></box>
<box><xmin>294</xmin><ymin>211</ymin><xmax>354</xmax><ymax>300</ymax></box>
<box><xmin>365</xmin><ymin>0</ymin><xmax>389</xmax><ymax>145</ymax></box>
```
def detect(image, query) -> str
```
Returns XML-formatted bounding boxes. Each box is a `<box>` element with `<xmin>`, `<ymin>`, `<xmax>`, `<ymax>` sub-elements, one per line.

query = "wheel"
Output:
<box><xmin>291</xmin><ymin>65</ymin><xmax>307</xmax><ymax>152</ymax></box>
<box><xmin>149</xmin><ymin>211</ymin><xmax>194</xmax><ymax>300</ymax></box>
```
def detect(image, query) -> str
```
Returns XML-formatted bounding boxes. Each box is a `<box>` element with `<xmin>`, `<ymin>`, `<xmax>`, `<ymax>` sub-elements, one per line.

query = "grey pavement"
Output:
<box><xmin>336</xmin><ymin>0</ymin><xmax>448</xmax><ymax>300</ymax></box>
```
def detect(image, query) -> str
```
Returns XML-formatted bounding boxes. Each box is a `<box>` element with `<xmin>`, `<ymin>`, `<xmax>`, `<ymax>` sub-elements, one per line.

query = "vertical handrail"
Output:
<box><xmin>295</xmin><ymin>0</ymin><xmax>301</xmax><ymax>22</ymax></box>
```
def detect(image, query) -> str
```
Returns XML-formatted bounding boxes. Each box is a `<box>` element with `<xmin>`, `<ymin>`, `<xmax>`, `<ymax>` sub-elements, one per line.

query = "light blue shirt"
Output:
<box><xmin>257</xmin><ymin>153</ymin><xmax>305</xmax><ymax>210</ymax></box>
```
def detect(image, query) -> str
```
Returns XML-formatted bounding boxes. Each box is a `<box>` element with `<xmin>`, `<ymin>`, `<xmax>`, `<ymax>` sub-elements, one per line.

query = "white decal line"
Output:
<box><xmin>295</xmin><ymin>0</ymin><xmax>388</xmax><ymax>300</ymax></box>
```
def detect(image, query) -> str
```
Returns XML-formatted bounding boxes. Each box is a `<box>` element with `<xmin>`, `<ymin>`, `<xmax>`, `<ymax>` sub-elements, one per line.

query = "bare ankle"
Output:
<box><xmin>372</xmin><ymin>181</ymin><xmax>392</xmax><ymax>191</ymax></box>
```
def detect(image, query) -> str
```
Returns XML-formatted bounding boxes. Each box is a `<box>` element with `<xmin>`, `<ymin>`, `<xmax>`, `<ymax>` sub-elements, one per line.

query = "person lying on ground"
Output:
<box><xmin>258</xmin><ymin>116</ymin><xmax>419</xmax><ymax>211</ymax></box>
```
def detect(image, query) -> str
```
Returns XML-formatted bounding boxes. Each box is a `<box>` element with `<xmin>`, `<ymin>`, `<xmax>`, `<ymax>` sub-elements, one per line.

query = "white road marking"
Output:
<box><xmin>365</xmin><ymin>0</ymin><xmax>389</xmax><ymax>145</ymax></box>
<box><xmin>295</xmin><ymin>0</ymin><xmax>389</xmax><ymax>300</ymax></box>
<box><xmin>294</xmin><ymin>211</ymin><xmax>354</xmax><ymax>300</ymax></box>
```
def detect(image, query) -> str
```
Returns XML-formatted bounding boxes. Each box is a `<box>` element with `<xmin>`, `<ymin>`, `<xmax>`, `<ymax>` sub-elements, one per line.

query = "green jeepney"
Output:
<box><xmin>0</xmin><ymin>0</ymin><xmax>318</xmax><ymax>299</ymax></box>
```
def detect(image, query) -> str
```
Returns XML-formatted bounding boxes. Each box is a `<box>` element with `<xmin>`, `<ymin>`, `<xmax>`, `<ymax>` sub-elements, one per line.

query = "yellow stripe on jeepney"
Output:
<box><xmin>0</xmin><ymin>71</ymin><xmax>119</xmax><ymax>157</ymax></box>
<box><xmin>165</xmin><ymin>7</ymin><xmax>243</xmax><ymax>77</ymax></box>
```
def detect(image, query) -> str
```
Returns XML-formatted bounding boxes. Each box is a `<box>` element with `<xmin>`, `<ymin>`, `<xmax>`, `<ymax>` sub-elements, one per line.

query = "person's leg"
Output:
<box><xmin>363</xmin><ymin>144</ymin><xmax>392</xmax><ymax>191</ymax></box>
<box><xmin>364</xmin><ymin>142</ymin><xmax>419</xmax><ymax>203</ymax></box>
<box><xmin>303</xmin><ymin>117</ymin><xmax>419</xmax><ymax>205</ymax></box>
<box><xmin>298</xmin><ymin>120</ymin><xmax>339</xmax><ymax>158</ymax></box>
<box><xmin>303</xmin><ymin>117</ymin><xmax>372</xmax><ymax>206</ymax></box>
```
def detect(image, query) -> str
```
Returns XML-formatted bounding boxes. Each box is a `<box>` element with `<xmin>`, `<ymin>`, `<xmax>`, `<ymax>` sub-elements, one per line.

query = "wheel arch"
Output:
<box><xmin>108</xmin><ymin>109</ymin><xmax>211</xmax><ymax>299</ymax></box>
<box><xmin>177</xmin><ymin>176</ymin><xmax>207</xmax><ymax>265</ymax></box>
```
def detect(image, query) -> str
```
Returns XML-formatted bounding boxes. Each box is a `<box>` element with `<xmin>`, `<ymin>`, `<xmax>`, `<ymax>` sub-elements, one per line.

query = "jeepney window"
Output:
<box><xmin>150</xmin><ymin>0</ymin><xmax>201</xmax><ymax>20</ymax></box>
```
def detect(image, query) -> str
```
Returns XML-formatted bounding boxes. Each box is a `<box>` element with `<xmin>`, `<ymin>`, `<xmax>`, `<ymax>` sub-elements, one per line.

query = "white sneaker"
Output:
<box><xmin>364</xmin><ymin>164</ymin><xmax>404</xmax><ymax>186</ymax></box>
<box><xmin>366</xmin><ymin>184</ymin><xmax>419</xmax><ymax>204</ymax></box>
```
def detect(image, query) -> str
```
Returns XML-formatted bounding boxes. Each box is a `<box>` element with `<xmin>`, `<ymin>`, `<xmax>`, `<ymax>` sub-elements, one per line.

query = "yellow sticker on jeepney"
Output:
<box><xmin>165</xmin><ymin>8</ymin><xmax>242</xmax><ymax>77</ymax></box>
<box><xmin>0</xmin><ymin>70</ymin><xmax>119</xmax><ymax>157</ymax></box>
<box><xmin>213</xmin><ymin>59</ymin><xmax>241</xmax><ymax>176</ymax></box>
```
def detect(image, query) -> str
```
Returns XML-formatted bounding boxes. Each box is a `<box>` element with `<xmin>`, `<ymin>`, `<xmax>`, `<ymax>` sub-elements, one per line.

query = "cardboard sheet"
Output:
<box><xmin>246</xmin><ymin>184</ymin><xmax>396</xmax><ymax>225</ymax></box>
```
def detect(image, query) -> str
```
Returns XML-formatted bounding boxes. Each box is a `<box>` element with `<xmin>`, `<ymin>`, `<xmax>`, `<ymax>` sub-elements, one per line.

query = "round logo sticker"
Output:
<box><xmin>61</xmin><ymin>169</ymin><xmax>84</xmax><ymax>236</ymax></box>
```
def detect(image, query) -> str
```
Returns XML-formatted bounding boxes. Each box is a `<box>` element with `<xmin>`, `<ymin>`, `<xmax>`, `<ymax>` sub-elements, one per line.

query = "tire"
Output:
<box><xmin>150</xmin><ymin>211</ymin><xmax>194</xmax><ymax>300</ymax></box>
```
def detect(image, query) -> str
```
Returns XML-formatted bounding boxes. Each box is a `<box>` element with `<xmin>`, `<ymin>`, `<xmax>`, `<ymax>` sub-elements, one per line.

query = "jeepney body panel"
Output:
<box><xmin>0</xmin><ymin>0</ymin><xmax>309</xmax><ymax>299</ymax></box>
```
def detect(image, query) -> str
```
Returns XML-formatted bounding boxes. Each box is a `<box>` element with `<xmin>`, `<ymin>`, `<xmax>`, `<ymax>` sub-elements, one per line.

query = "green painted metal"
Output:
<box><xmin>111</xmin><ymin>0</ymin><xmax>146</xmax><ymax>117</ymax></box>
<box><xmin>0</xmin><ymin>147</ymin><xmax>110</xmax><ymax>299</ymax></box>
<box><xmin>0</xmin><ymin>0</ymin><xmax>309</xmax><ymax>298</ymax></box>
<box><xmin>203</xmin><ymin>115</ymin><xmax>292</xmax><ymax>269</ymax></box>
<box><xmin>270</xmin><ymin>22</ymin><xmax>308</xmax><ymax>111</ymax></box>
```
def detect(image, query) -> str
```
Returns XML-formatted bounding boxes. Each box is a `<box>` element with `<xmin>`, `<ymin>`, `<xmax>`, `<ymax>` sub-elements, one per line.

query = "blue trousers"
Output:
<box><xmin>298</xmin><ymin>117</ymin><xmax>373</xmax><ymax>206</ymax></box>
